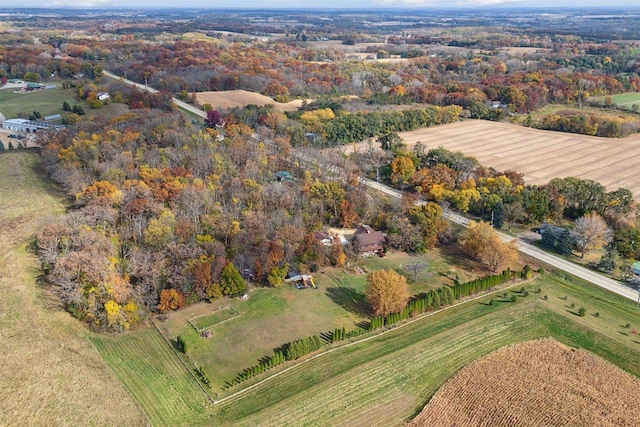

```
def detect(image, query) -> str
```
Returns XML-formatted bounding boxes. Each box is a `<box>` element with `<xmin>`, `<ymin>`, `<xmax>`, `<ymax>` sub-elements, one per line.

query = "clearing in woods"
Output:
<box><xmin>95</xmin><ymin>269</ymin><xmax>640</xmax><ymax>426</ymax></box>
<box><xmin>195</xmin><ymin>90</ymin><xmax>307</xmax><ymax>112</ymax></box>
<box><xmin>390</xmin><ymin>120</ymin><xmax>640</xmax><ymax>198</ymax></box>
<box><xmin>0</xmin><ymin>87</ymin><xmax>129</xmax><ymax>121</ymax></box>
<box><xmin>409</xmin><ymin>338</ymin><xmax>640</xmax><ymax>427</ymax></box>
<box><xmin>0</xmin><ymin>151</ymin><xmax>148</xmax><ymax>426</ymax></box>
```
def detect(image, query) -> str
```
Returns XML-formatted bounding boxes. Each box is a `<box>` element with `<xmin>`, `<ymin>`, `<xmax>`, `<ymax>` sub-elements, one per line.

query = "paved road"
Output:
<box><xmin>103</xmin><ymin>70</ymin><xmax>206</xmax><ymax>119</ymax></box>
<box><xmin>104</xmin><ymin>70</ymin><xmax>640</xmax><ymax>304</ymax></box>
<box><xmin>363</xmin><ymin>177</ymin><xmax>639</xmax><ymax>303</ymax></box>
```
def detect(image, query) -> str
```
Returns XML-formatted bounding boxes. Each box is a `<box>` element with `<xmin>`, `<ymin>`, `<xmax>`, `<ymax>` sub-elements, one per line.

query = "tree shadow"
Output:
<box><xmin>325</xmin><ymin>287</ymin><xmax>368</xmax><ymax>316</ymax></box>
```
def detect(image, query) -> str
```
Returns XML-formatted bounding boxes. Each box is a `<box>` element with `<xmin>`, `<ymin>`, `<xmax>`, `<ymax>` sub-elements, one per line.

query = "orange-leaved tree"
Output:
<box><xmin>365</xmin><ymin>269</ymin><xmax>409</xmax><ymax>317</ymax></box>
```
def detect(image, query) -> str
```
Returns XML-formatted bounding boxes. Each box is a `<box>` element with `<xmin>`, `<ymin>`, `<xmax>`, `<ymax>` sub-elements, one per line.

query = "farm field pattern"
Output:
<box><xmin>397</xmin><ymin>120</ymin><xmax>640</xmax><ymax>198</ymax></box>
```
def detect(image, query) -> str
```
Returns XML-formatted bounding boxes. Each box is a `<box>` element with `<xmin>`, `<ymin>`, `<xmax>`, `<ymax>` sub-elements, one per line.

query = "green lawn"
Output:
<box><xmin>154</xmin><ymin>247</ymin><xmax>489</xmax><ymax>393</ymax></box>
<box><xmin>590</xmin><ymin>92</ymin><xmax>640</xmax><ymax>109</ymax></box>
<box><xmin>91</xmin><ymin>328</ymin><xmax>210</xmax><ymax>427</ymax></box>
<box><xmin>94</xmin><ymin>269</ymin><xmax>640</xmax><ymax>426</ymax></box>
<box><xmin>0</xmin><ymin>87</ymin><xmax>130</xmax><ymax>120</ymax></box>
<box><xmin>190</xmin><ymin>306</ymin><xmax>241</xmax><ymax>331</ymax></box>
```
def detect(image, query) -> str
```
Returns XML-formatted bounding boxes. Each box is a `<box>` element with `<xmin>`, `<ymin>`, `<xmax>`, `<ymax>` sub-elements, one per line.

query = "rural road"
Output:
<box><xmin>105</xmin><ymin>70</ymin><xmax>640</xmax><ymax>304</ymax></box>
<box><xmin>103</xmin><ymin>70</ymin><xmax>206</xmax><ymax>118</ymax></box>
<box><xmin>364</xmin><ymin>176</ymin><xmax>640</xmax><ymax>303</ymax></box>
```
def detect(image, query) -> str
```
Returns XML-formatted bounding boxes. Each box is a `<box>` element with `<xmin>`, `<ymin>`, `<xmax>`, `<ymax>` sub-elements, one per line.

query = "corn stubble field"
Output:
<box><xmin>410</xmin><ymin>338</ymin><xmax>640</xmax><ymax>427</ymax></box>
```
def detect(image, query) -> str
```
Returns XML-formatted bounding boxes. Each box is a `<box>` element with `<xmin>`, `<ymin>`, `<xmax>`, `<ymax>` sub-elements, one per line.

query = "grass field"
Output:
<box><xmin>190</xmin><ymin>306</ymin><xmax>241</xmax><ymax>331</ymax></box>
<box><xmin>591</xmin><ymin>92</ymin><xmax>640</xmax><ymax>108</ymax></box>
<box><xmin>0</xmin><ymin>151</ymin><xmax>148</xmax><ymax>426</ymax></box>
<box><xmin>94</xmin><ymin>267</ymin><xmax>640</xmax><ymax>426</ymax></box>
<box><xmin>0</xmin><ymin>87</ymin><xmax>130</xmax><ymax>121</ymax></box>
<box><xmin>91</xmin><ymin>328</ymin><xmax>210</xmax><ymax>427</ymax></box>
<box><xmin>153</xmin><ymin>247</ymin><xmax>491</xmax><ymax>392</ymax></box>
<box><xmin>388</xmin><ymin>120</ymin><xmax>640</xmax><ymax>198</ymax></box>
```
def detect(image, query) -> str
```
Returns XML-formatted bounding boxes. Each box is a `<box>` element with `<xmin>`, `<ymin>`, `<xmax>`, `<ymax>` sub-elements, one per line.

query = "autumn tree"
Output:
<box><xmin>365</xmin><ymin>269</ymin><xmax>409</xmax><ymax>317</ymax></box>
<box><xmin>572</xmin><ymin>212</ymin><xmax>613</xmax><ymax>258</ymax></box>
<box><xmin>158</xmin><ymin>289</ymin><xmax>185</xmax><ymax>313</ymax></box>
<box><xmin>205</xmin><ymin>109</ymin><xmax>222</xmax><ymax>128</ymax></box>
<box><xmin>462</xmin><ymin>221</ymin><xmax>518</xmax><ymax>272</ymax></box>
<box><xmin>391</xmin><ymin>155</ymin><xmax>416</xmax><ymax>185</ymax></box>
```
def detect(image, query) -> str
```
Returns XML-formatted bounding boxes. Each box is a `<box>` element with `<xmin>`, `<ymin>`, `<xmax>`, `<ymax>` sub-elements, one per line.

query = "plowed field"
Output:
<box><xmin>410</xmin><ymin>338</ymin><xmax>640</xmax><ymax>427</ymax></box>
<box><xmin>394</xmin><ymin>120</ymin><xmax>640</xmax><ymax>197</ymax></box>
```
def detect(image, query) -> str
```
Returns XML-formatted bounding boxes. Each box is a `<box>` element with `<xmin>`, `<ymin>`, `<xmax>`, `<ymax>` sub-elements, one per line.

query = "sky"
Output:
<box><xmin>1</xmin><ymin>0</ymin><xmax>639</xmax><ymax>8</ymax></box>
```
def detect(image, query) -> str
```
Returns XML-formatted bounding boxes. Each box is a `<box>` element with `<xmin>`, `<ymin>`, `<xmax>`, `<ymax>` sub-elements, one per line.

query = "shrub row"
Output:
<box><xmin>370</xmin><ymin>268</ymin><xmax>522</xmax><ymax>331</ymax></box>
<box><xmin>194</xmin><ymin>366</ymin><xmax>212</xmax><ymax>388</ymax></box>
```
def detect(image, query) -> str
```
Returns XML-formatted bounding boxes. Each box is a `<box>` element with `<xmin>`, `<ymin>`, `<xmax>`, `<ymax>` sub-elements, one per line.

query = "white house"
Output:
<box><xmin>97</xmin><ymin>92</ymin><xmax>110</xmax><ymax>101</ymax></box>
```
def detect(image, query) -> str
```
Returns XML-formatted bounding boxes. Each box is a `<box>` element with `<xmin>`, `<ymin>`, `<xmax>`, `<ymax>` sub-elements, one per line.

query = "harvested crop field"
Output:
<box><xmin>396</xmin><ymin>120</ymin><xmax>640</xmax><ymax>197</ymax></box>
<box><xmin>409</xmin><ymin>338</ymin><xmax>640</xmax><ymax>427</ymax></box>
<box><xmin>195</xmin><ymin>90</ymin><xmax>306</xmax><ymax>112</ymax></box>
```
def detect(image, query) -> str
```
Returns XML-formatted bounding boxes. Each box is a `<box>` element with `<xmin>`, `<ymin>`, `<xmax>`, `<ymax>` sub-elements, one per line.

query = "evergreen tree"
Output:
<box><xmin>493</xmin><ymin>201</ymin><xmax>505</xmax><ymax>229</ymax></box>
<box><xmin>541</xmin><ymin>229</ymin><xmax>557</xmax><ymax>249</ymax></box>
<box><xmin>556</xmin><ymin>230</ymin><xmax>574</xmax><ymax>255</ymax></box>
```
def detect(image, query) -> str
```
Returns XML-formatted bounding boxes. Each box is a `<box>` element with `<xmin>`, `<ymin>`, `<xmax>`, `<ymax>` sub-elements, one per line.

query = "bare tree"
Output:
<box><xmin>572</xmin><ymin>212</ymin><xmax>613</xmax><ymax>258</ymax></box>
<box><xmin>406</xmin><ymin>260</ymin><xmax>427</xmax><ymax>282</ymax></box>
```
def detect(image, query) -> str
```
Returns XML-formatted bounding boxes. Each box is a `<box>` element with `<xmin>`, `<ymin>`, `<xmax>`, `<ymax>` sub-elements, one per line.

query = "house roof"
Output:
<box><xmin>352</xmin><ymin>224</ymin><xmax>385</xmax><ymax>247</ymax></box>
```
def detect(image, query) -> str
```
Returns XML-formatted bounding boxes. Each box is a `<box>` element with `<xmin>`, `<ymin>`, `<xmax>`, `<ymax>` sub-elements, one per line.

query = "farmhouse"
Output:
<box><xmin>97</xmin><ymin>92</ymin><xmax>111</xmax><ymax>101</ymax></box>
<box><xmin>2</xmin><ymin>118</ymin><xmax>65</xmax><ymax>133</ymax></box>
<box><xmin>351</xmin><ymin>224</ymin><xmax>385</xmax><ymax>255</ymax></box>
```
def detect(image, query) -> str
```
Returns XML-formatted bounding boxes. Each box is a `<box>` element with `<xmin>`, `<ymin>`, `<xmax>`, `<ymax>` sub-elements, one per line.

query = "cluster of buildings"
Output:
<box><xmin>1</xmin><ymin>118</ymin><xmax>65</xmax><ymax>133</ymax></box>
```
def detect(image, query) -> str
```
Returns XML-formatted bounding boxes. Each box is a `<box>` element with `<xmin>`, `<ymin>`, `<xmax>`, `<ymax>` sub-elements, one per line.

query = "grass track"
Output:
<box><xmin>91</xmin><ymin>328</ymin><xmax>210</xmax><ymax>427</ymax></box>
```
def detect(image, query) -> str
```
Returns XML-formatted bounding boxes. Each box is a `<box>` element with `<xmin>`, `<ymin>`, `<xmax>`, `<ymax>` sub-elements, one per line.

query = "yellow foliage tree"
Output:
<box><xmin>365</xmin><ymin>269</ymin><xmax>409</xmax><ymax>317</ymax></box>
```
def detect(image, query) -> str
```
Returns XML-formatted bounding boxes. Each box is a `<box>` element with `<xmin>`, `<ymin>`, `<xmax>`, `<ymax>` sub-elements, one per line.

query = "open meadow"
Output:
<box><xmin>391</xmin><ymin>120</ymin><xmax>640</xmax><ymax>197</ymax></box>
<box><xmin>591</xmin><ymin>91</ymin><xmax>640</xmax><ymax>109</ymax></box>
<box><xmin>94</xmin><ymin>264</ymin><xmax>640</xmax><ymax>426</ymax></box>
<box><xmin>0</xmin><ymin>151</ymin><xmax>148</xmax><ymax>426</ymax></box>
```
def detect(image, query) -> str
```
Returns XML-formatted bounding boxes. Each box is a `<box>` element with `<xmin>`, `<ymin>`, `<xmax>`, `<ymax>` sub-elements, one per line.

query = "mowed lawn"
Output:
<box><xmin>154</xmin><ymin>247</ymin><xmax>490</xmax><ymax>393</ymax></box>
<box><xmin>0</xmin><ymin>87</ymin><xmax>129</xmax><ymax>120</ymax></box>
<box><xmin>96</xmin><ymin>269</ymin><xmax>640</xmax><ymax>426</ymax></box>
<box><xmin>393</xmin><ymin>120</ymin><xmax>640</xmax><ymax>198</ymax></box>
<box><xmin>591</xmin><ymin>92</ymin><xmax>640</xmax><ymax>107</ymax></box>
<box><xmin>0</xmin><ymin>151</ymin><xmax>148</xmax><ymax>426</ymax></box>
<box><xmin>91</xmin><ymin>329</ymin><xmax>210</xmax><ymax>427</ymax></box>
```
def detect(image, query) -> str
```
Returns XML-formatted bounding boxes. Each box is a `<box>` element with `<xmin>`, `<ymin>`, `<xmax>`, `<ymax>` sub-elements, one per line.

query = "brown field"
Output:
<box><xmin>394</xmin><ymin>120</ymin><xmax>640</xmax><ymax>197</ymax></box>
<box><xmin>195</xmin><ymin>90</ymin><xmax>307</xmax><ymax>112</ymax></box>
<box><xmin>410</xmin><ymin>338</ymin><xmax>640</xmax><ymax>427</ymax></box>
<box><xmin>0</xmin><ymin>152</ymin><xmax>147</xmax><ymax>426</ymax></box>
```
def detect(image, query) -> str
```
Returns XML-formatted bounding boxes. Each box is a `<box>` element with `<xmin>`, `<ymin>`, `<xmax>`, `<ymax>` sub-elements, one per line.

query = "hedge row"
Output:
<box><xmin>370</xmin><ymin>268</ymin><xmax>522</xmax><ymax>331</ymax></box>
